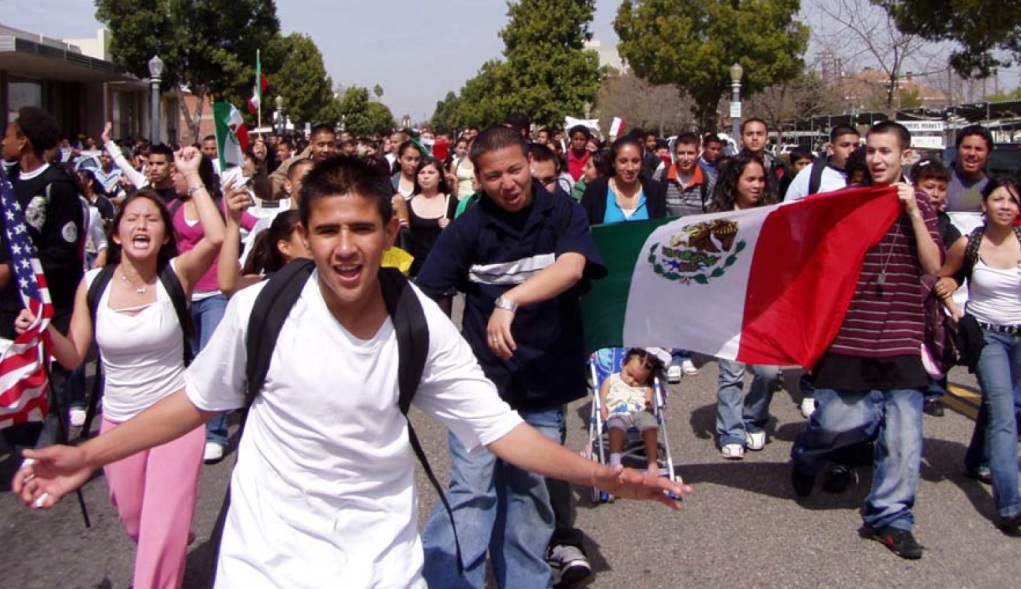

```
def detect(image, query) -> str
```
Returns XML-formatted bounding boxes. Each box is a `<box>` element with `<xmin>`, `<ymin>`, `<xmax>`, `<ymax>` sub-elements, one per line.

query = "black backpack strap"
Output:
<box><xmin>168</xmin><ymin>197</ymin><xmax>184</xmax><ymax>219</ymax></box>
<box><xmin>964</xmin><ymin>226</ymin><xmax>985</xmax><ymax>276</ymax></box>
<box><xmin>378</xmin><ymin>267</ymin><xmax>463</xmax><ymax>575</ymax></box>
<box><xmin>244</xmin><ymin>258</ymin><xmax>316</xmax><ymax>404</ymax></box>
<box><xmin>699</xmin><ymin>179</ymin><xmax>709</xmax><ymax>213</ymax></box>
<box><xmin>209</xmin><ymin>258</ymin><xmax>315</xmax><ymax>586</ymax></box>
<box><xmin>86</xmin><ymin>266</ymin><xmax>117</xmax><ymax>327</ymax></box>
<box><xmin>808</xmin><ymin>160</ymin><xmax>826</xmax><ymax>196</ymax></box>
<box><xmin>158</xmin><ymin>264</ymin><xmax>195</xmax><ymax>366</ymax></box>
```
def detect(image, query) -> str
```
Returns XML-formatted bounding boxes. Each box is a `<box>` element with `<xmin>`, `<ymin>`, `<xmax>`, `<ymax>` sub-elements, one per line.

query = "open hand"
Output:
<box><xmin>591</xmin><ymin>463</ymin><xmax>693</xmax><ymax>509</ymax></box>
<box><xmin>12</xmin><ymin>447</ymin><xmax>95</xmax><ymax>510</ymax></box>
<box><xmin>101</xmin><ymin>121</ymin><xmax>112</xmax><ymax>146</ymax></box>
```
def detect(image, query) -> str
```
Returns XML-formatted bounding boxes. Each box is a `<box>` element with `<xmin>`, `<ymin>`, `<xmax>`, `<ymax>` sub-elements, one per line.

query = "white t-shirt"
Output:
<box><xmin>87</xmin><ymin>262</ymin><xmax>186</xmax><ymax>422</ymax></box>
<box><xmin>784</xmin><ymin>162</ymin><xmax>847</xmax><ymax>202</ymax></box>
<box><xmin>183</xmin><ymin>273</ymin><xmax>522</xmax><ymax>589</ymax></box>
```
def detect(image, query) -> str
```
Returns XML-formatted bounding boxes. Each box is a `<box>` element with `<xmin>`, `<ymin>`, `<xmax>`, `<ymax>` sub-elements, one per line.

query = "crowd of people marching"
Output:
<box><xmin>2</xmin><ymin>101</ymin><xmax>1019</xmax><ymax>589</ymax></box>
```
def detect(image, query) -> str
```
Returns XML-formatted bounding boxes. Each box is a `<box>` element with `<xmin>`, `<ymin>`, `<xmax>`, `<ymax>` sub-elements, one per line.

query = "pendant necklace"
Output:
<box><xmin>120</xmin><ymin>270</ymin><xmax>149</xmax><ymax>294</ymax></box>
<box><xmin>877</xmin><ymin>223</ymin><xmax>902</xmax><ymax>292</ymax></box>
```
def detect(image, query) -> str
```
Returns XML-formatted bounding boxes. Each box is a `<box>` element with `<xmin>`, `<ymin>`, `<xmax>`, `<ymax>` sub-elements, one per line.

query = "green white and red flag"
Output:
<box><xmin>213</xmin><ymin>102</ymin><xmax>250</xmax><ymax>170</ymax></box>
<box><xmin>248</xmin><ymin>49</ymin><xmax>267</xmax><ymax>115</ymax></box>
<box><xmin>581</xmin><ymin>186</ymin><xmax>902</xmax><ymax>369</ymax></box>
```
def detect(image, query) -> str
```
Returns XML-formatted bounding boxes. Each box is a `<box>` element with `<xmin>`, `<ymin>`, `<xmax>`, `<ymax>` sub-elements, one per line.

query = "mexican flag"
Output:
<box><xmin>213</xmin><ymin>102</ymin><xmax>250</xmax><ymax>170</ymax></box>
<box><xmin>581</xmin><ymin>186</ymin><xmax>902</xmax><ymax>369</ymax></box>
<box><xmin>248</xmin><ymin>49</ymin><xmax>267</xmax><ymax>115</ymax></box>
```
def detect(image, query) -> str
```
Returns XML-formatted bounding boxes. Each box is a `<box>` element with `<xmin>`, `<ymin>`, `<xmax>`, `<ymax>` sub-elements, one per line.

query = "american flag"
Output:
<box><xmin>0</xmin><ymin>165</ymin><xmax>53</xmax><ymax>429</ymax></box>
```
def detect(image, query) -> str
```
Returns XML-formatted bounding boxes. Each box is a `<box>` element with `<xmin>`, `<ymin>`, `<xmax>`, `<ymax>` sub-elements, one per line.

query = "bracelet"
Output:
<box><xmin>186</xmin><ymin>184</ymin><xmax>205</xmax><ymax>196</ymax></box>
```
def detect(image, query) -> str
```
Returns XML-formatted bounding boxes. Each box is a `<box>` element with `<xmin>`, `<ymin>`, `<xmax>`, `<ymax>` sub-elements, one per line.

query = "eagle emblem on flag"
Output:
<box><xmin>648</xmin><ymin>219</ymin><xmax>746</xmax><ymax>285</ymax></box>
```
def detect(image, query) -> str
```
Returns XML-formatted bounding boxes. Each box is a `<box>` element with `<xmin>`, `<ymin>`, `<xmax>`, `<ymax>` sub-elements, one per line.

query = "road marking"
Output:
<box><xmin>945</xmin><ymin>384</ymin><xmax>979</xmax><ymax>420</ymax></box>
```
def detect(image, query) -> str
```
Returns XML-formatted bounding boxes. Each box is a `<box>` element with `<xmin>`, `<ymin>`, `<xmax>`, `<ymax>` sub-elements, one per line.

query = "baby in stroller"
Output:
<box><xmin>598</xmin><ymin>348</ymin><xmax>662</xmax><ymax>477</ymax></box>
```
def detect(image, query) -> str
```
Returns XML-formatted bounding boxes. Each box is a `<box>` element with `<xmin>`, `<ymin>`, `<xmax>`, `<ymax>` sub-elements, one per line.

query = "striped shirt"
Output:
<box><xmin>828</xmin><ymin>192</ymin><xmax>942</xmax><ymax>358</ymax></box>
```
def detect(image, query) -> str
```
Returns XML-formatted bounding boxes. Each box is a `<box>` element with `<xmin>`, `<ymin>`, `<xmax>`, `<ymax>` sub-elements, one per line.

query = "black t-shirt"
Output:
<box><xmin>0</xmin><ymin>164</ymin><xmax>84</xmax><ymax>339</ymax></box>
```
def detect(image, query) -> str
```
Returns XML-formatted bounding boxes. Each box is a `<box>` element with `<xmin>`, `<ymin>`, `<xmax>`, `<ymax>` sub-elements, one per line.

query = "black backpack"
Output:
<box><xmin>79</xmin><ymin>264</ymin><xmax>195</xmax><ymax>438</ymax></box>
<box><xmin>208</xmin><ymin>259</ymin><xmax>463</xmax><ymax>580</ymax></box>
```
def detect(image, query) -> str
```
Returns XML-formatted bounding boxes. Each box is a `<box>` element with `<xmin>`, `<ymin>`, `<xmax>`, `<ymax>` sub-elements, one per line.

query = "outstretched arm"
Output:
<box><xmin>101</xmin><ymin>122</ymin><xmax>147</xmax><ymax>189</ymax></box>
<box><xmin>13</xmin><ymin>390</ymin><xmax>215</xmax><ymax>509</ymax></box>
<box><xmin>486</xmin><ymin>423</ymin><xmax>691</xmax><ymax>508</ymax></box>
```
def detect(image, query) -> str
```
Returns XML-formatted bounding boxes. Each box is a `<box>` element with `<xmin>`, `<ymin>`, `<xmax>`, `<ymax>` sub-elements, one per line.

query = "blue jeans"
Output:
<box><xmin>965</xmin><ymin>330</ymin><xmax>1021</xmax><ymax>520</ymax></box>
<box><xmin>925</xmin><ymin>375</ymin><xmax>947</xmax><ymax>401</ymax></box>
<box><xmin>422</xmin><ymin>408</ymin><xmax>562</xmax><ymax>589</ymax></box>
<box><xmin>791</xmin><ymin>387</ymin><xmax>923</xmax><ymax>531</ymax></box>
<box><xmin>716</xmin><ymin>360</ymin><xmax>780</xmax><ymax>446</ymax></box>
<box><xmin>191</xmin><ymin>294</ymin><xmax>229</xmax><ymax>446</ymax></box>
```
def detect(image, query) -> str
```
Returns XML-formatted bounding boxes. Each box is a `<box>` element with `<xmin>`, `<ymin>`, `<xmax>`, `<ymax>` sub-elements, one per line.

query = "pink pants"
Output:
<box><xmin>100</xmin><ymin>417</ymin><xmax>205</xmax><ymax>589</ymax></box>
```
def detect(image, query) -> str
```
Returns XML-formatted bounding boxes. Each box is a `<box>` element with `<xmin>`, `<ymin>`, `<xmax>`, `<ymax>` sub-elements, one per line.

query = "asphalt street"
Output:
<box><xmin>1</xmin><ymin>355</ymin><xmax>1018</xmax><ymax>588</ymax></box>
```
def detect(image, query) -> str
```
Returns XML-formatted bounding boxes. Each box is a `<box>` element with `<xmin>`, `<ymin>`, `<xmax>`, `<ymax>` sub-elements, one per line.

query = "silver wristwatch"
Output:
<box><xmin>494</xmin><ymin>296</ymin><xmax>518</xmax><ymax>312</ymax></box>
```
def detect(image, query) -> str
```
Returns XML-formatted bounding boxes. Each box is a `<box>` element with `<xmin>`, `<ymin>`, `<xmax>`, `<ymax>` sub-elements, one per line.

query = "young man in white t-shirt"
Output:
<box><xmin>13</xmin><ymin>156</ymin><xmax>690</xmax><ymax>589</ymax></box>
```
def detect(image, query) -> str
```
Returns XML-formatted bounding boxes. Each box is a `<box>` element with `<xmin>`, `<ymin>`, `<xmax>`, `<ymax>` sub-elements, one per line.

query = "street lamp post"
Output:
<box><xmin>148</xmin><ymin>55</ymin><xmax>164</xmax><ymax>144</ymax></box>
<box><xmin>729</xmin><ymin>62</ymin><xmax>744</xmax><ymax>147</ymax></box>
<box><xmin>274</xmin><ymin>95</ymin><xmax>284</xmax><ymax>136</ymax></box>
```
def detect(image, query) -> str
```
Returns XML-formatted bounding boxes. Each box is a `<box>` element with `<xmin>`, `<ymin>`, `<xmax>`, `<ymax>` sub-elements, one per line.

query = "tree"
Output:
<box><xmin>431</xmin><ymin>1</ymin><xmax>603</xmax><ymax>129</ymax></box>
<box><xmin>594</xmin><ymin>72</ymin><xmax>695</xmax><ymax>136</ymax></box>
<box><xmin>268</xmin><ymin>33</ymin><xmax>340</xmax><ymax>127</ymax></box>
<box><xmin>338</xmin><ymin>86</ymin><xmax>395</xmax><ymax>136</ymax></box>
<box><xmin>614</xmin><ymin>0</ymin><xmax>808</xmax><ymax>131</ymax></box>
<box><xmin>743</xmin><ymin>70</ymin><xmax>846</xmax><ymax>136</ymax></box>
<box><xmin>95</xmin><ymin>0</ymin><xmax>280</xmax><ymax>142</ymax></box>
<box><xmin>877</xmin><ymin>0</ymin><xmax>1021</xmax><ymax>78</ymax></box>
<box><xmin>373</xmin><ymin>84</ymin><xmax>384</xmax><ymax>99</ymax></box>
<box><xmin>430</xmin><ymin>91</ymin><xmax>462</xmax><ymax>133</ymax></box>
<box><xmin>808</xmin><ymin>0</ymin><xmax>934</xmax><ymax>116</ymax></box>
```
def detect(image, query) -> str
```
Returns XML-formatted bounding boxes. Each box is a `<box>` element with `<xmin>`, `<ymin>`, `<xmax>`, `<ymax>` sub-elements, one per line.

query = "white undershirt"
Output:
<box><xmin>87</xmin><ymin>261</ymin><xmax>185</xmax><ymax>421</ymax></box>
<box><xmin>967</xmin><ymin>259</ymin><xmax>1021</xmax><ymax>325</ymax></box>
<box><xmin>184</xmin><ymin>274</ymin><xmax>521</xmax><ymax>588</ymax></box>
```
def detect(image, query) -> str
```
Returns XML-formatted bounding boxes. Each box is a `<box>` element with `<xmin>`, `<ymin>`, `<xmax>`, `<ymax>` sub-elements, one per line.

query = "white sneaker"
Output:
<box><xmin>681</xmin><ymin>358</ymin><xmax>699</xmax><ymax>375</ymax></box>
<box><xmin>203</xmin><ymin>442</ymin><xmax>225</xmax><ymax>464</ymax></box>
<box><xmin>721</xmin><ymin>443</ymin><xmax>744</xmax><ymax>459</ymax></box>
<box><xmin>547</xmin><ymin>544</ymin><xmax>592</xmax><ymax>587</ymax></box>
<box><xmin>746</xmin><ymin>430</ymin><xmax>766</xmax><ymax>451</ymax></box>
<box><xmin>667</xmin><ymin>365</ymin><xmax>682</xmax><ymax>383</ymax></box>
<box><xmin>69</xmin><ymin>408</ymin><xmax>87</xmax><ymax>428</ymax></box>
<box><xmin>800</xmin><ymin>397</ymin><xmax>816</xmax><ymax>419</ymax></box>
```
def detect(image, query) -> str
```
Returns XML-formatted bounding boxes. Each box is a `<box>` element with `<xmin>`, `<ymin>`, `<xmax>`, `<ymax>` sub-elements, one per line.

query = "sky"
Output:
<box><xmin>1</xmin><ymin>0</ymin><xmax>628</xmax><ymax>122</ymax></box>
<box><xmin>3</xmin><ymin>0</ymin><xmax>1017</xmax><ymax>123</ymax></box>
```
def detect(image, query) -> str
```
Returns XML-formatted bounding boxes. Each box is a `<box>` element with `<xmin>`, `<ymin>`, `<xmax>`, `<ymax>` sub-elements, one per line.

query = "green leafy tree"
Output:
<box><xmin>431</xmin><ymin>1</ymin><xmax>603</xmax><ymax>129</ymax></box>
<box><xmin>266</xmin><ymin>33</ymin><xmax>339</xmax><ymax>127</ymax></box>
<box><xmin>430</xmin><ymin>91</ymin><xmax>462</xmax><ymax>133</ymax></box>
<box><xmin>614</xmin><ymin>0</ymin><xmax>808</xmax><ymax>130</ymax></box>
<box><xmin>338</xmin><ymin>86</ymin><xmax>395</xmax><ymax>136</ymax></box>
<box><xmin>95</xmin><ymin>0</ymin><xmax>280</xmax><ymax>142</ymax></box>
<box><xmin>877</xmin><ymin>0</ymin><xmax>1021</xmax><ymax>78</ymax></box>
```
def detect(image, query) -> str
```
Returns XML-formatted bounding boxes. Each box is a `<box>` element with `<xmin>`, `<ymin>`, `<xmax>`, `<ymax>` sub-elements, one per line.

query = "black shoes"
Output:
<box><xmin>968</xmin><ymin>466</ymin><xmax>993</xmax><ymax>485</ymax></box>
<box><xmin>923</xmin><ymin>398</ymin><xmax>944</xmax><ymax>417</ymax></box>
<box><xmin>999</xmin><ymin>514</ymin><xmax>1021</xmax><ymax>537</ymax></box>
<box><xmin>869</xmin><ymin>526</ymin><xmax>924</xmax><ymax>559</ymax></box>
<box><xmin>822</xmin><ymin>464</ymin><xmax>854</xmax><ymax>494</ymax></box>
<box><xmin>791</xmin><ymin>464</ymin><xmax>816</xmax><ymax>498</ymax></box>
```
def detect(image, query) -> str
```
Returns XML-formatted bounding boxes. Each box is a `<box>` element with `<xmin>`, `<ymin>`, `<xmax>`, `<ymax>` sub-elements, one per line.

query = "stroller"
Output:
<box><xmin>584</xmin><ymin>347</ymin><xmax>680</xmax><ymax>504</ymax></box>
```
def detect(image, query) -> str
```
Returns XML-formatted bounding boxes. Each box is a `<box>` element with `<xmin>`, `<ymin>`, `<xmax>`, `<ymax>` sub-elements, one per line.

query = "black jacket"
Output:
<box><xmin>579</xmin><ymin>176</ymin><xmax>667</xmax><ymax>226</ymax></box>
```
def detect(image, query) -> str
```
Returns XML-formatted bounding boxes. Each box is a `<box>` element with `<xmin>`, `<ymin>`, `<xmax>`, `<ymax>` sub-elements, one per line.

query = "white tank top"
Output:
<box><xmin>86</xmin><ymin>262</ymin><xmax>186</xmax><ymax>422</ymax></box>
<box><xmin>967</xmin><ymin>259</ymin><xmax>1021</xmax><ymax>325</ymax></box>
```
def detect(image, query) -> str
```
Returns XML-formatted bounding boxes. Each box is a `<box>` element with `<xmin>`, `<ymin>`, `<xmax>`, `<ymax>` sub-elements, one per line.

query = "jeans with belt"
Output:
<box><xmin>965</xmin><ymin>328</ymin><xmax>1021</xmax><ymax>520</ymax></box>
